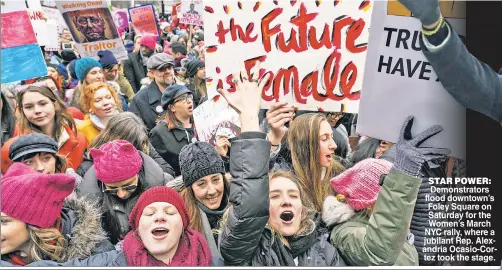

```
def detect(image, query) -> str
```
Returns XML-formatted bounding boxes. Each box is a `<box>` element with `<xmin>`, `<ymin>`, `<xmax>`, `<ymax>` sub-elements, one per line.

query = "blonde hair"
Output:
<box><xmin>26</xmin><ymin>225</ymin><xmax>67</xmax><ymax>262</ymax></box>
<box><xmin>80</xmin><ymin>82</ymin><xmax>122</xmax><ymax>114</ymax></box>
<box><xmin>288</xmin><ymin>113</ymin><xmax>345</xmax><ymax>212</ymax></box>
<box><xmin>217</xmin><ymin>169</ymin><xmax>316</xmax><ymax>247</ymax></box>
<box><xmin>335</xmin><ymin>194</ymin><xmax>374</xmax><ymax>217</ymax></box>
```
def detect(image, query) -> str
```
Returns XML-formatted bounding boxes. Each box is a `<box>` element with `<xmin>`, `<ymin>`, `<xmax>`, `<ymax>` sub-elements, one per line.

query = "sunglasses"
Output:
<box><xmin>175</xmin><ymin>67</ymin><xmax>187</xmax><ymax>72</ymax></box>
<box><xmin>101</xmin><ymin>182</ymin><xmax>137</xmax><ymax>195</ymax></box>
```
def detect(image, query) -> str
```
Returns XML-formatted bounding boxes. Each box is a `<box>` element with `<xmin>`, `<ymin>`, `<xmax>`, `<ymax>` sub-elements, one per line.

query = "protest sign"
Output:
<box><xmin>1</xmin><ymin>1</ymin><xmax>47</xmax><ymax>84</ymax></box>
<box><xmin>112</xmin><ymin>9</ymin><xmax>129</xmax><ymax>36</ymax></box>
<box><xmin>56</xmin><ymin>0</ymin><xmax>127</xmax><ymax>61</ymax></box>
<box><xmin>357</xmin><ymin>1</ymin><xmax>466</xmax><ymax>159</ymax></box>
<box><xmin>128</xmin><ymin>4</ymin><xmax>159</xmax><ymax>37</ymax></box>
<box><xmin>193</xmin><ymin>96</ymin><xmax>241</xmax><ymax>146</ymax></box>
<box><xmin>204</xmin><ymin>1</ymin><xmax>373</xmax><ymax>113</ymax></box>
<box><xmin>26</xmin><ymin>0</ymin><xmax>59</xmax><ymax>49</ymax></box>
<box><xmin>180</xmin><ymin>0</ymin><xmax>203</xmax><ymax>26</ymax></box>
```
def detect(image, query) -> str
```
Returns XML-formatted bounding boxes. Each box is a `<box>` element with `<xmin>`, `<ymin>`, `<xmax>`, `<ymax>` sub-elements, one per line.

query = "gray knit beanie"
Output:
<box><xmin>179</xmin><ymin>142</ymin><xmax>225</xmax><ymax>187</ymax></box>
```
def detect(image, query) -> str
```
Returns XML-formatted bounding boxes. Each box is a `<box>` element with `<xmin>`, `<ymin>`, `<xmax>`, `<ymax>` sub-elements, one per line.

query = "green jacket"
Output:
<box><xmin>117</xmin><ymin>74</ymin><xmax>135</xmax><ymax>102</ymax></box>
<box><xmin>323</xmin><ymin>169</ymin><xmax>420</xmax><ymax>266</ymax></box>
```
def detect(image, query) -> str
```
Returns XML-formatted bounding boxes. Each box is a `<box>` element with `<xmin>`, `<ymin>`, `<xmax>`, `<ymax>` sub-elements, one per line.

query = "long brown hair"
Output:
<box><xmin>17</xmin><ymin>85</ymin><xmax>77</xmax><ymax>142</ymax></box>
<box><xmin>26</xmin><ymin>225</ymin><xmax>67</xmax><ymax>262</ymax></box>
<box><xmin>181</xmin><ymin>173</ymin><xmax>229</xmax><ymax>232</ymax></box>
<box><xmin>190</xmin><ymin>76</ymin><xmax>207</xmax><ymax>98</ymax></box>
<box><xmin>88</xmin><ymin>112</ymin><xmax>149</xmax><ymax>155</ymax></box>
<box><xmin>80</xmin><ymin>82</ymin><xmax>122</xmax><ymax>115</ymax></box>
<box><xmin>287</xmin><ymin>113</ymin><xmax>345</xmax><ymax>212</ymax></box>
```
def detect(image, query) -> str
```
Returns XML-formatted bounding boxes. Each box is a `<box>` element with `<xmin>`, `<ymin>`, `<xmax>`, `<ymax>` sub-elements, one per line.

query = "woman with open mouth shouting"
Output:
<box><xmin>1</xmin><ymin>186</ymin><xmax>215</xmax><ymax>267</ymax></box>
<box><xmin>322</xmin><ymin>116</ymin><xmax>450</xmax><ymax>266</ymax></box>
<box><xmin>216</xmin><ymin>61</ymin><xmax>345</xmax><ymax>266</ymax></box>
<box><xmin>77</xmin><ymin>82</ymin><xmax>122</xmax><ymax>144</ymax></box>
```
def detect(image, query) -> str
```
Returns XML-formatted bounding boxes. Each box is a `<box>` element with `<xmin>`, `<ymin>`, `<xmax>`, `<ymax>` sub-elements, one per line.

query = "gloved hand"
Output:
<box><xmin>394</xmin><ymin>116</ymin><xmax>451</xmax><ymax>178</ymax></box>
<box><xmin>397</xmin><ymin>0</ymin><xmax>441</xmax><ymax>26</ymax></box>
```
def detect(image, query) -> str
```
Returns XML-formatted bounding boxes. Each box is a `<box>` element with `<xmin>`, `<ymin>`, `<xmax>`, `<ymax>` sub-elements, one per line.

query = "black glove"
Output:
<box><xmin>394</xmin><ymin>116</ymin><xmax>451</xmax><ymax>178</ymax></box>
<box><xmin>397</xmin><ymin>0</ymin><xmax>441</xmax><ymax>26</ymax></box>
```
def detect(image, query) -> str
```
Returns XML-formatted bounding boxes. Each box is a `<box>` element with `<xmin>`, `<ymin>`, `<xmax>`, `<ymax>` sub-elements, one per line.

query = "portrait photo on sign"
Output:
<box><xmin>63</xmin><ymin>8</ymin><xmax>119</xmax><ymax>43</ymax></box>
<box><xmin>113</xmin><ymin>10</ymin><xmax>128</xmax><ymax>35</ymax></box>
<box><xmin>185</xmin><ymin>1</ymin><xmax>201</xmax><ymax>15</ymax></box>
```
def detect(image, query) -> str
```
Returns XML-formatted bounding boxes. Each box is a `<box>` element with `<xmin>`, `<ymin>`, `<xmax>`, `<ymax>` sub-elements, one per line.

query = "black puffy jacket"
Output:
<box><xmin>219</xmin><ymin>132</ymin><xmax>345</xmax><ymax>266</ymax></box>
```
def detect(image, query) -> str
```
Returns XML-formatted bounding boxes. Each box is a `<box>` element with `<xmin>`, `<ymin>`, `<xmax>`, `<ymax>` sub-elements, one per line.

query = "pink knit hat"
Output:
<box><xmin>330</xmin><ymin>158</ymin><xmax>393</xmax><ymax>211</ymax></box>
<box><xmin>1</xmin><ymin>163</ymin><xmax>76</xmax><ymax>228</ymax></box>
<box><xmin>90</xmin><ymin>140</ymin><xmax>142</xmax><ymax>184</ymax></box>
<box><xmin>140</xmin><ymin>34</ymin><xmax>158</xmax><ymax>51</ymax></box>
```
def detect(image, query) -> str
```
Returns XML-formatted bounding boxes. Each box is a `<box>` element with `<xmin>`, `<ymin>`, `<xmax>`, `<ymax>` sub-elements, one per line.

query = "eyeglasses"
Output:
<box><xmin>101</xmin><ymin>182</ymin><xmax>137</xmax><ymax>195</ymax></box>
<box><xmin>174</xmin><ymin>94</ymin><xmax>193</xmax><ymax>103</ymax></box>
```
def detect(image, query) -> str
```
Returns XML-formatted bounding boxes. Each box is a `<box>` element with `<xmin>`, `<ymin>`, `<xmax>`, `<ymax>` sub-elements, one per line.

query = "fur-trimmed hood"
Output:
<box><xmin>322</xmin><ymin>195</ymin><xmax>357</xmax><ymax>227</ymax></box>
<box><xmin>61</xmin><ymin>193</ymin><xmax>113</xmax><ymax>260</ymax></box>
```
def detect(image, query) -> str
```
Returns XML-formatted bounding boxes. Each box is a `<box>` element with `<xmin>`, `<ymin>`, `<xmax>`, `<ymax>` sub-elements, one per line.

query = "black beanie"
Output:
<box><xmin>179</xmin><ymin>141</ymin><xmax>225</xmax><ymax>187</ymax></box>
<box><xmin>61</xmin><ymin>50</ymin><xmax>78</xmax><ymax>65</ymax></box>
<box><xmin>186</xmin><ymin>60</ymin><xmax>204</xmax><ymax>78</ymax></box>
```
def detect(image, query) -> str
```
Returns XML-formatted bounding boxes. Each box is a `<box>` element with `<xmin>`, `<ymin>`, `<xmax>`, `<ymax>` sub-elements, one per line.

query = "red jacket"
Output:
<box><xmin>1</xmin><ymin>125</ymin><xmax>88</xmax><ymax>174</ymax></box>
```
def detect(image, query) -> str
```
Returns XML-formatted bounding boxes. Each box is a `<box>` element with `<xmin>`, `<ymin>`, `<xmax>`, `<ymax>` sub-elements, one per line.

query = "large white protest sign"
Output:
<box><xmin>204</xmin><ymin>1</ymin><xmax>374</xmax><ymax>113</ymax></box>
<box><xmin>180</xmin><ymin>0</ymin><xmax>203</xmax><ymax>26</ymax></box>
<box><xmin>193</xmin><ymin>96</ymin><xmax>241</xmax><ymax>146</ymax></box>
<box><xmin>357</xmin><ymin>1</ymin><xmax>466</xmax><ymax>159</ymax></box>
<box><xmin>56</xmin><ymin>0</ymin><xmax>128</xmax><ymax>61</ymax></box>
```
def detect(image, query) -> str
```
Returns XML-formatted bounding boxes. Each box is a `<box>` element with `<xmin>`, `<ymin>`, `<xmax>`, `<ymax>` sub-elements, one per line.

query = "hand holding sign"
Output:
<box><xmin>397</xmin><ymin>0</ymin><xmax>441</xmax><ymax>27</ymax></box>
<box><xmin>266</xmin><ymin>102</ymin><xmax>295</xmax><ymax>146</ymax></box>
<box><xmin>217</xmin><ymin>61</ymin><xmax>271</xmax><ymax>133</ymax></box>
<box><xmin>215</xmin><ymin>136</ymin><xmax>230</xmax><ymax>157</ymax></box>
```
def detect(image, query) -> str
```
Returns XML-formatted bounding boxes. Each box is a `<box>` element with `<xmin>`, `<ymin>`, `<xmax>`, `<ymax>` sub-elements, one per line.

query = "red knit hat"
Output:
<box><xmin>128</xmin><ymin>186</ymin><xmax>189</xmax><ymax>231</ymax></box>
<box><xmin>90</xmin><ymin>140</ymin><xmax>142</xmax><ymax>184</ymax></box>
<box><xmin>140</xmin><ymin>34</ymin><xmax>158</xmax><ymax>51</ymax></box>
<box><xmin>330</xmin><ymin>158</ymin><xmax>393</xmax><ymax>211</ymax></box>
<box><xmin>1</xmin><ymin>163</ymin><xmax>76</xmax><ymax>228</ymax></box>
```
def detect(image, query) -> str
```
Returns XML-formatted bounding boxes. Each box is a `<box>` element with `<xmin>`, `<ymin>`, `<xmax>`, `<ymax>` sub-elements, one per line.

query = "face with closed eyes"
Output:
<box><xmin>137</xmin><ymin>202</ymin><xmax>183</xmax><ymax>262</ymax></box>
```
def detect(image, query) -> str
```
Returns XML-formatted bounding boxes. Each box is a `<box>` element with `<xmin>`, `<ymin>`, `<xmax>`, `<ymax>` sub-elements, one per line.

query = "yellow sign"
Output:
<box><xmin>388</xmin><ymin>1</ymin><xmax>465</xmax><ymax>19</ymax></box>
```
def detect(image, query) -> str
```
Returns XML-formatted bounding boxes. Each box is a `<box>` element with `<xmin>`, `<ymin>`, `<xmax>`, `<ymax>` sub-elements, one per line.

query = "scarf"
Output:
<box><xmin>122</xmin><ymin>228</ymin><xmax>212</xmax><ymax>266</ymax></box>
<box><xmin>270</xmin><ymin>219</ymin><xmax>318</xmax><ymax>266</ymax></box>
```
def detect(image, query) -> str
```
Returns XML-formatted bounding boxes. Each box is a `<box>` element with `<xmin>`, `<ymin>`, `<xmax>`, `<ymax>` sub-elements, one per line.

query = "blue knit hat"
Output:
<box><xmin>97</xmin><ymin>50</ymin><xmax>118</xmax><ymax>69</ymax></box>
<box><xmin>75</xmin><ymin>58</ymin><xmax>102</xmax><ymax>82</ymax></box>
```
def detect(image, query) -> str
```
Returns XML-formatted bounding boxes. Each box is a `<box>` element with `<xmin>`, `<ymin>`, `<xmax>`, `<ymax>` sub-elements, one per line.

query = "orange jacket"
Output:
<box><xmin>1</xmin><ymin>126</ymin><xmax>88</xmax><ymax>174</ymax></box>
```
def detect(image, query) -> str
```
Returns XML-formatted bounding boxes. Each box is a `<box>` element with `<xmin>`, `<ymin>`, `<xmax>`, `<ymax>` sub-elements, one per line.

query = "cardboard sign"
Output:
<box><xmin>56</xmin><ymin>0</ymin><xmax>127</xmax><ymax>61</ymax></box>
<box><xmin>193</xmin><ymin>96</ymin><xmax>241</xmax><ymax>146</ymax></box>
<box><xmin>1</xmin><ymin>1</ymin><xmax>47</xmax><ymax>83</ymax></box>
<box><xmin>180</xmin><ymin>0</ymin><xmax>203</xmax><ymax>26</ymax></box>
<box><xmin>357</xmin><ymin>1</ymin><xmax>466</xmax><ymax>159</ymax></box>
<box><xmin>128</xmin><ymin>4</ymin><xmax>159</xmax><ymax>37</ymax></box>
<box><xmin>204</xmin><ymin>1</ymin><xmax>374</xmax><ymax>113</ymax></box>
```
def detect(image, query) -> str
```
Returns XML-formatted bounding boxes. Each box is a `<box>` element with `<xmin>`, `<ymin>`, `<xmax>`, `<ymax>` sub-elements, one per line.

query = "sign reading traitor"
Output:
<box><xmin>204</xmin><ymin>0</ymin><xmax>374</xmax><ymax>113</ymax></box>
<box><xmin>56</xmin><ymin>0</ymin><xmax>127</xmax><ymax>61</ymax></box>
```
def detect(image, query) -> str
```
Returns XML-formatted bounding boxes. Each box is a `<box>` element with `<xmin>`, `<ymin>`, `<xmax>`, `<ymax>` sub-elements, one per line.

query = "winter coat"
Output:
<box><xmin>1</xmin><ymin>126</ymin><xmax>87</xmax><ymax>174</ymax></box>
<box><xmin>322</xmin><ymin>169</ymin><xmax>420</xmax><ymax>266</ymax></box>
<box><xmin>149</xmin><ymin>121</ymin><xmax>195</xmax><ymax>176</ymax></box>
<box><xmin>421</xmin><ymin>21</ymin><xmax>502</xmax><ymax>124</ymax></box>
<box><xmin>77</xmin><ymin>117</ymin><xmax>101</xmax><ymax>144</ymax></box>
<box><xmin>123</xmin><ymin>51</ymin><xmax>147</xmax><ymax>93</ymax></box>
<box><xmin>129</xmin><ymin>81</ymin><xmax>164</xmax><ymax>132</ymax></box>
<box><xmin>76</xmin><ymin>152</ymin><xmax>172</xmax><ymax>244</ymax></box>
<box><xmin>219</xmin><ymin>132</ymin><xmax>345</xmax><ymax>267</ymax></box>
<box><xmin>0</xmin><ymin>193</ymin><xmax>114</xmax><ymax>264</ymax></box>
